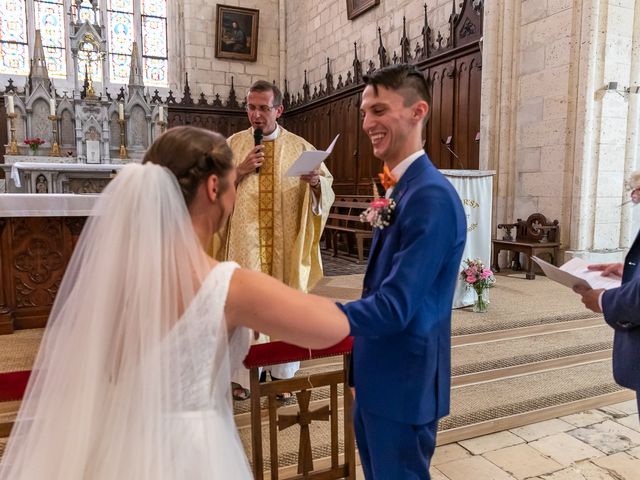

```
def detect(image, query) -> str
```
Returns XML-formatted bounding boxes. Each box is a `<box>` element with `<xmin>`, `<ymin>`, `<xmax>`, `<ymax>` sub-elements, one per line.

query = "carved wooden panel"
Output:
<box><xmin>454</xmin><ymin>52</ymin><xmax>482</xmax><ymax>170</ymax></box>
<box><xmin>0</xmin><ymin>217</ymin><xmax>79</xmax><ymax>329</ymax></box>
<box><xmin>167</xmin><ymin>110</ymin><xmax>249</xmax><ymax>138</ymax></box>
<box><xmin>328</xmin><ymin>95</ymin><xmax>360</xmax><ymax>185</ymax></box>
<box><xmin>426</xmin><ymin>61</ymin><xmax>454</xmax><ymax>169</ymax></box>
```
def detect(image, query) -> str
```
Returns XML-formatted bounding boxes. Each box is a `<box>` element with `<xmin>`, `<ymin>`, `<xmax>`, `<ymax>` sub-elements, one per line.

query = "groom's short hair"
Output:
<box><xmin>363</xmin><ymin>64</ymin><xmax>431</xmax><ymax>122</ymax></box>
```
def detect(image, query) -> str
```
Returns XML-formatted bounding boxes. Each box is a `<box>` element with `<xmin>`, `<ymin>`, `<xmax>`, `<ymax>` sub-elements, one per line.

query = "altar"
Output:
<box><xmin>443</xmin><ymin>170</ymin><xmax>495</xmax><ymax>308</ymax></box>
<box><xmin>1</xmin><ymin>157</ymin><xmax>124</xmax><ymax>194</ymax></box>
<box><xmin>1</xmin><ymin>8</ymin><xmax>164</xmax><ymax>195</ymax></box>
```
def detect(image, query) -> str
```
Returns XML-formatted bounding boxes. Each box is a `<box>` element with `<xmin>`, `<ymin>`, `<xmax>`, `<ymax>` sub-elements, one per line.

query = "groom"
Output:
<box><xmin>338</xmin><ymin>64</ymin><xmax>466</xmax><ymax>479</ymax></box>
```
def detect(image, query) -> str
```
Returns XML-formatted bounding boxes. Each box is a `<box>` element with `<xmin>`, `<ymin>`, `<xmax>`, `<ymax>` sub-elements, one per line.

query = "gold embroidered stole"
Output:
<box><xmin>258</xmin><ymin>140</ymin><xmax>275</xmax><ymax>275</ymax></box>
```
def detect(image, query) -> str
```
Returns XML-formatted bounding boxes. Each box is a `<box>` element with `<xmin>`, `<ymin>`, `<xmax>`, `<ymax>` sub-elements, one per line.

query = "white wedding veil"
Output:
<box><xmin>0</xmin><ymin>161</ymin><xmax>249</xmax><ymax>479</ymax></box>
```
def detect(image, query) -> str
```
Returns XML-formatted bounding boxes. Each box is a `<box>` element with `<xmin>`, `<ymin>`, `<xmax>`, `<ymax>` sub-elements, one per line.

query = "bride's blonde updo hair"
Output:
<box><xmin>143</xmin><ymin>126</ymin><xmax>233</xmax><ymax>205</ymax></box>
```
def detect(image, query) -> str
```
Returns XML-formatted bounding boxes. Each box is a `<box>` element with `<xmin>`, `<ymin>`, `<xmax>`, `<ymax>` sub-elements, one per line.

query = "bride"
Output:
<box><xmin>0</xmin><ymin>126</ymin><xmax>349</xmax><ymax>479</ymax></box>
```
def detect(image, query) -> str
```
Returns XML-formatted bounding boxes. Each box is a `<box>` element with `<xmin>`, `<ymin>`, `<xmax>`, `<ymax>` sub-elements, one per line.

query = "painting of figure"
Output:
<box><xmin>215</xmin><ymin>5</ymin><xmax>259</xmax><ymax>62</ymax></box>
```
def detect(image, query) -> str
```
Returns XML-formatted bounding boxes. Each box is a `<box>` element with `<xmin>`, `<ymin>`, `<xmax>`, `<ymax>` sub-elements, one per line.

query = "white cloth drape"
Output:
<box><xmin>444</xmin><ymin>171</ymin><xmax>494</xmax><ymax>308</ymax></box>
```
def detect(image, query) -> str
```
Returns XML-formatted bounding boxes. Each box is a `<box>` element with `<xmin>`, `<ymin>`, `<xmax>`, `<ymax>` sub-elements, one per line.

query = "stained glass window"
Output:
<box><xmin>141</xmin><ymin>0</ymin><xmax>167</xmax><ymax>86</ymax></box>
<box><xmin>35</xmin><ymin>0</ymin><xmax>66</xmax><ymax>78</ymax></box>
<box><xmin>0</xmin><ymin>0</ymin><xmax>29</xmax><ymax>75</ymax></box>
<box><xmin>108</xmin><ymin>0</ymin><xmax>133</xmax><ymax>83</ymax></box>
<box><xmin>0</xmin><ymin>0</ymin><xmax>169</xmax><ymax>86</ymax></box>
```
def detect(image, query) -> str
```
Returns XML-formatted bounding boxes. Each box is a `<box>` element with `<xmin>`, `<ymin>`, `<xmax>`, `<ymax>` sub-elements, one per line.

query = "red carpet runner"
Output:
<box><xmin>0</xmin><ymin>370</ymin><xmax>30</xmax><ymax>402</ymax></box>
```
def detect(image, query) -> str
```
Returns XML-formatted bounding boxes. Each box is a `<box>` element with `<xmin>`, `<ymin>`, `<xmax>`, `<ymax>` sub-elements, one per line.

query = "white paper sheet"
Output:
<box><xmin>284</xmin><ymin>134</ymin><xmax>339</xmax><ymax>177</ymax></box>
<box><xmin>532</xmin><ymin>256</ymin><xmax>621</xmax><ymax>290</ymax></box>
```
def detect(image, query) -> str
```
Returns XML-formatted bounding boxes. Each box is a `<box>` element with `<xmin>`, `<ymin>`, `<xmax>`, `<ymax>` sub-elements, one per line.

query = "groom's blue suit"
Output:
<box><xmin>339</xmin><ymin>154</ymin><xmax>466</xmax><ymax>479</ymax></box>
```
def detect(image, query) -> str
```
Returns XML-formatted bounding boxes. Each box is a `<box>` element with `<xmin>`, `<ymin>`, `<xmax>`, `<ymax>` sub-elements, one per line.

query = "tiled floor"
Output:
<box><xmin>321</xmin><ymin>248</ymin><xmax>367</xmax><ymax>276</ymax></box>
<box><xmin>356</xmin><ymin>400</ymin><xmax>640</xmax><ymax>479</ymax></box>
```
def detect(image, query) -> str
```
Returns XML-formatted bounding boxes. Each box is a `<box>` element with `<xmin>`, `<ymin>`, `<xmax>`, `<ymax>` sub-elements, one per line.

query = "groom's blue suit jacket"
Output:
<box><xmin>602</xmin><ymin>231</ymin><xmax>640</xmax><ymax>391</ymax></box>
<box><xmin>339</xmin><ymin>154</ymin><xmax>466</xmax><ymax>425</ymax></box>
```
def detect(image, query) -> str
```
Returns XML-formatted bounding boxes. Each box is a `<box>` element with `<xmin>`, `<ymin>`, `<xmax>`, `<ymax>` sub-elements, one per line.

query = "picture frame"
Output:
<box><xmin>346</xmin><ymin>0</ymin><xmax>380</xmax><ymax>20</ymax></box>
<box><xmin>215</xmin><ymin>4</ymin><xmax>259</xmax><ymax>62</ymax></box>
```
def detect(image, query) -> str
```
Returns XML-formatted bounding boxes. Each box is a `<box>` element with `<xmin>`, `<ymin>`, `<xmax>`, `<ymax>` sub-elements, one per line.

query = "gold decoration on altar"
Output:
<box><xmin>78</xmin><ymin>33</ymin><xmax>103</xmax><ymax>100</ymax></box>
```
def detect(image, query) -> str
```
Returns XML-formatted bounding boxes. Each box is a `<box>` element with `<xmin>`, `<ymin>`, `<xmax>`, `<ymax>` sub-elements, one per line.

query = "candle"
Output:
<box><xmin>49</xmin><ymin>98</ymin><xmax>56</xmax><ymax>116</ymax></box>
<box><xmin>7</xmin><ymin>95</ymin><xmax>14</xmax><ymax>114</ymax></box>
<box><xmin>158</xmin><ymin>105</ymin><xmax>164</xmax><ymax>122</ymax></box>
<box><xmin>118</xmin><ymin>103</ymin><xmax>124</xmax><ymax>120</ymax></box>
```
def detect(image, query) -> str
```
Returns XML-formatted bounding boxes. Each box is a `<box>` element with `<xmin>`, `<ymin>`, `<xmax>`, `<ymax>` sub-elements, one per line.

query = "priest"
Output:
<box><xmin>214</xmin><ymin>80</ymin><xmax>335</xmax><ymax>399</ymax></box>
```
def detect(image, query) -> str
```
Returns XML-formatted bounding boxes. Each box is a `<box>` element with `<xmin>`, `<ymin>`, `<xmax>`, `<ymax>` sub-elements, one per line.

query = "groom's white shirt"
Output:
<box><xmin>385</xmin><ymin>149</ymin><xmax>425</xmax><ymax>199</ymax></box>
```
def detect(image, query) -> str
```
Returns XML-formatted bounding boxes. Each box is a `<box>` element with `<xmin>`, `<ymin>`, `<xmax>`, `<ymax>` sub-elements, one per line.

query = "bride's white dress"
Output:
<box><xmin>164</xmin><ymin>261</ymin><xmax>253</xmax><ymax>479</ymax></box>
<box><xmin>0</xmin><ymin>164</ymin><xmax>255</xmax><ymax>479</ymax></box>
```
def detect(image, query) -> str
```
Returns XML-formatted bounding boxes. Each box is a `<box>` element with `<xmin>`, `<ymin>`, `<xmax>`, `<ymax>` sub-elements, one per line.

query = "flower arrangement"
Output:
<box><xmin>460</xmin><ymin>258</ymin><xmax>495</xmax><ymax>312</ymax></box>
<box><xmin>360</xmin><ymin>179</ymin><xmax>397</xmax><ymax>230</ymax></box>
<box><xmin>24</xmin><ymin>137</ymin><xmax>45</xmax><ymax>153</ymax></box>
<box><xmin>360</xmin><ymin>197</ymin><xmax>396</xmax><ymax>229</ymax></box>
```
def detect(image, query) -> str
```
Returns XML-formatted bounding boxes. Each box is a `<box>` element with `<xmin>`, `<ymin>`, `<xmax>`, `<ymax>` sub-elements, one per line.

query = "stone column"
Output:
<box><xmin>481</xmin><ymin>0</ymin><xmax>640</xmax><ymax>265</ymax></box>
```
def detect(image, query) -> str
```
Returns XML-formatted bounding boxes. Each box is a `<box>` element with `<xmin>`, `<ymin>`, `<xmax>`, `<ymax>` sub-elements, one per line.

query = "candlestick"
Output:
<box><xmin>7</xmin><ymin>95</ymin><xmax>14</xmax><ymax>114</ymax></box>
<box><xmin>48</xmin><ymin>115</ymin><xmax>61</xmax><ymax>156</ymax></box>
<box><xmin>118</xmin><ymin>119</ymin><xmax>128</xmax><ymax>159</ymax></box>
<box><xmin>158</xmin><ymin>105</ymin><xmax>164</xmax><ymax>122</ymax></box>
<box><xmin>118</xmin><ymin>102</ymin><xmax>124</xmax><ymax>120</ymax></box>
<box><xmin>49</xmin><ymin>98</ymin><xmax>56</xmax><ymax>116</ymax></box>
<box><xmin>7</xmin><ymin>113</ymin><xmax>18</xmax><ymax>154</ymax></box>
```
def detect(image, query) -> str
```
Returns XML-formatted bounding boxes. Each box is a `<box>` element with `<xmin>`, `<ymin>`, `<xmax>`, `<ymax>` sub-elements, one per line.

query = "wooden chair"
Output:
<box><xmin>324</xmin><ymin>196</ymin><xmax>373</xmax><ymax>263</ymax></box>
<box><xmin>492</xmin><ymin>213</ymin><xmax>560</xmax><ymax>280</ymax></box>
<box><xmin>244</xmin><ymin>338</ymin><xmax>356</xmax><ymax>479</ymax></box>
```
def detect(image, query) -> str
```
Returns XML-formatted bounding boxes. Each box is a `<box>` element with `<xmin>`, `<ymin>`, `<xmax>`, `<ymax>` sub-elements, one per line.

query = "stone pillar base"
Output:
<box><xmin>564</xmin><ymin>249</ymin><xmax>627</xmax><ymax>264</ymax></box>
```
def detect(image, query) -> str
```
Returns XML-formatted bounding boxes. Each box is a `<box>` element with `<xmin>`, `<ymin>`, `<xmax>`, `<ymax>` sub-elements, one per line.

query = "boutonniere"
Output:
<box><xmin>360</xmin><ymin>180</ymin><xmax>396</xmax><ymax>230</ymax></box>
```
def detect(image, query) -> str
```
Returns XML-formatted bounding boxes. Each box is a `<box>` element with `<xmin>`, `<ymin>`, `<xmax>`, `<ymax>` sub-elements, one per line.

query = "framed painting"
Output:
<box><xmin>346</xmin><ymin>0</ymin><xmax>380</xmax><ymax>20</ymax></box>
<box><xmin>215</xmin><ymin>4</ymin><xmax>259</xmax><ymax>62</ymax></box>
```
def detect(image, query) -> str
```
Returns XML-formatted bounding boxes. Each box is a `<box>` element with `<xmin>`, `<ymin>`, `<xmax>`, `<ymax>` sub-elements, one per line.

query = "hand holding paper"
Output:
<box><xmin>285</xmin><ymin>134</ymin><xmax>340</xmax><ymax>177</ymax></box>
<box><xmin>531</xmin><ymin>256</ymin><xmax>622</xmax><ymax>290</ymax></box>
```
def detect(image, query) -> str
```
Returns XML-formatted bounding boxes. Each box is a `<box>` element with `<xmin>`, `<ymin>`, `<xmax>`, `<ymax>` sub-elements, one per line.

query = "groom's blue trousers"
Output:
<box><xmin>353</xmin><ymin>400</ymin><xmax>438</xmax><ymax>479</ymax></box>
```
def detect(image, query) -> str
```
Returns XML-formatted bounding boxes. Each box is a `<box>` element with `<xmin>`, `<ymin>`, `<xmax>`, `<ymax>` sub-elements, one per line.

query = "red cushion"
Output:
<box><xmin>243</xmin><ymin>337</ymin><xmax>353</xmax><ymax>368</ymax></box>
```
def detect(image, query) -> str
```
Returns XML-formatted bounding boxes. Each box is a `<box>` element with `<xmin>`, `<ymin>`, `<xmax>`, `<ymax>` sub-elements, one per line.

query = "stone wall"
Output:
<box><xmin>178</xmin><ymin>0</ymin><xmax>281</xmax><ymax>99</ymax></box>
<box><xmin>482</xmin><ymin>0</ymin><xmax>640</xmax><ymax>260</ymax></box>
<box><xmin>284</xmin><ymin>0</ymin><xmax>456</xmax><ymax>96</ymax></box>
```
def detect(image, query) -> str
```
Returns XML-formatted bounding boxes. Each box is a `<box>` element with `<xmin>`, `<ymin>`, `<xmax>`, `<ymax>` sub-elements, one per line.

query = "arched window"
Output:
<box><xmin>35</xmin><ymin>0</ymin><xmax>67</xmax><ymax>78</ymax></box>
<box><xmin>141</xmin><ymin>0</ymin><xmax>167</xmax><ymax>86</ymax></box>
<box><xmin>0</xmin><ymin>0</ymin><xmax>30</xmax><ymax>75</ymax></box>
<box><xmin>107</xmin><ymin>0</ymin><xmax>134</xmax><ymax>83</ymax></box>
<box><xmin>0</xmin><ymin>0</ymin><xmax>168</xmax><ymax>86</ymax></box>
<box><xmin>108</xmin><ymin>0</ymin><xmax>167</xmax><ymax>86</ymax></box>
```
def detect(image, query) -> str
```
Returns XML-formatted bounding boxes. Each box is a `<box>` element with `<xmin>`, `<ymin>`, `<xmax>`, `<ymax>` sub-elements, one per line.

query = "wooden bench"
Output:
<box><xmin>492</xmin><ymin>213</ymin><xmax>561</xmax><ymax>280</ymax></box>
<box><xmin>325</xmin><ymin>196</ymin><xmax>373</xmax><ymax>263</ymax></box>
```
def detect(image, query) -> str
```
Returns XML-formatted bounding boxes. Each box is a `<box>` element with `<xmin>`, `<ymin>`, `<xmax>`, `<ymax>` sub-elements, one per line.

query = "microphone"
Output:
<box><xmin>253</xmin><ymin>128</ymin><xmax>263</xmax><ymax>173</ymax></box>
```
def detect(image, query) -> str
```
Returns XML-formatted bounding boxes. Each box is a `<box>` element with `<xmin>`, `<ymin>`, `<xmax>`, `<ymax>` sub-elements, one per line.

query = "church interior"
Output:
<box><xmin>1</xmin><ymin>0</ymin><xmax>640</xmax><ymax>478</ymax></box>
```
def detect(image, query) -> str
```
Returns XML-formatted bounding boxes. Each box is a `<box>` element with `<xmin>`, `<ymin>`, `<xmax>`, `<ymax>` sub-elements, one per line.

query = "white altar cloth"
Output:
<box><xmin>0</xmin><ymin>194</ymin><xmax>99</xmax><ymax>217</ymax></box>
<box><xmin>10</xmin><ymin>162</ymin><xmax>124</xmax><ymax>188</ymax></box>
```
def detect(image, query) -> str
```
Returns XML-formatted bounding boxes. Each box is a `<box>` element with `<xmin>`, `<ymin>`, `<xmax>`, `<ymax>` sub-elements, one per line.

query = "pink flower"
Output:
<box><xmin>481</xmin><ymin>269</ymin><xmax>493</xmax><ymax>279</ymax></box>
<box><xmin>466</xmin><ymin>275</ymin><xmax>477</xmax><ymax>283</ymax></box>
<box><xmin>631</xmin><ymin>188</ymin><xmax>640</xmax><ymax>204</ymax></box>
<box><xmin>370</xmin><ymin>198</ymin><xmax>390</xmax><ymax>209</ymax></box>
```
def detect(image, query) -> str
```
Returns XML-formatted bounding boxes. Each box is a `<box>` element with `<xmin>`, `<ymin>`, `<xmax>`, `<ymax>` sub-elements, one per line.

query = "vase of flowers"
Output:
<box><xmin>460</xmin><ymin>258</ymin><xmax>496</xmax><ymax>313</ymax></box>
<box><xmin>24</xmin><ymin>137</ymin><xmax>45</xmax><ymax>154</ymax></box>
